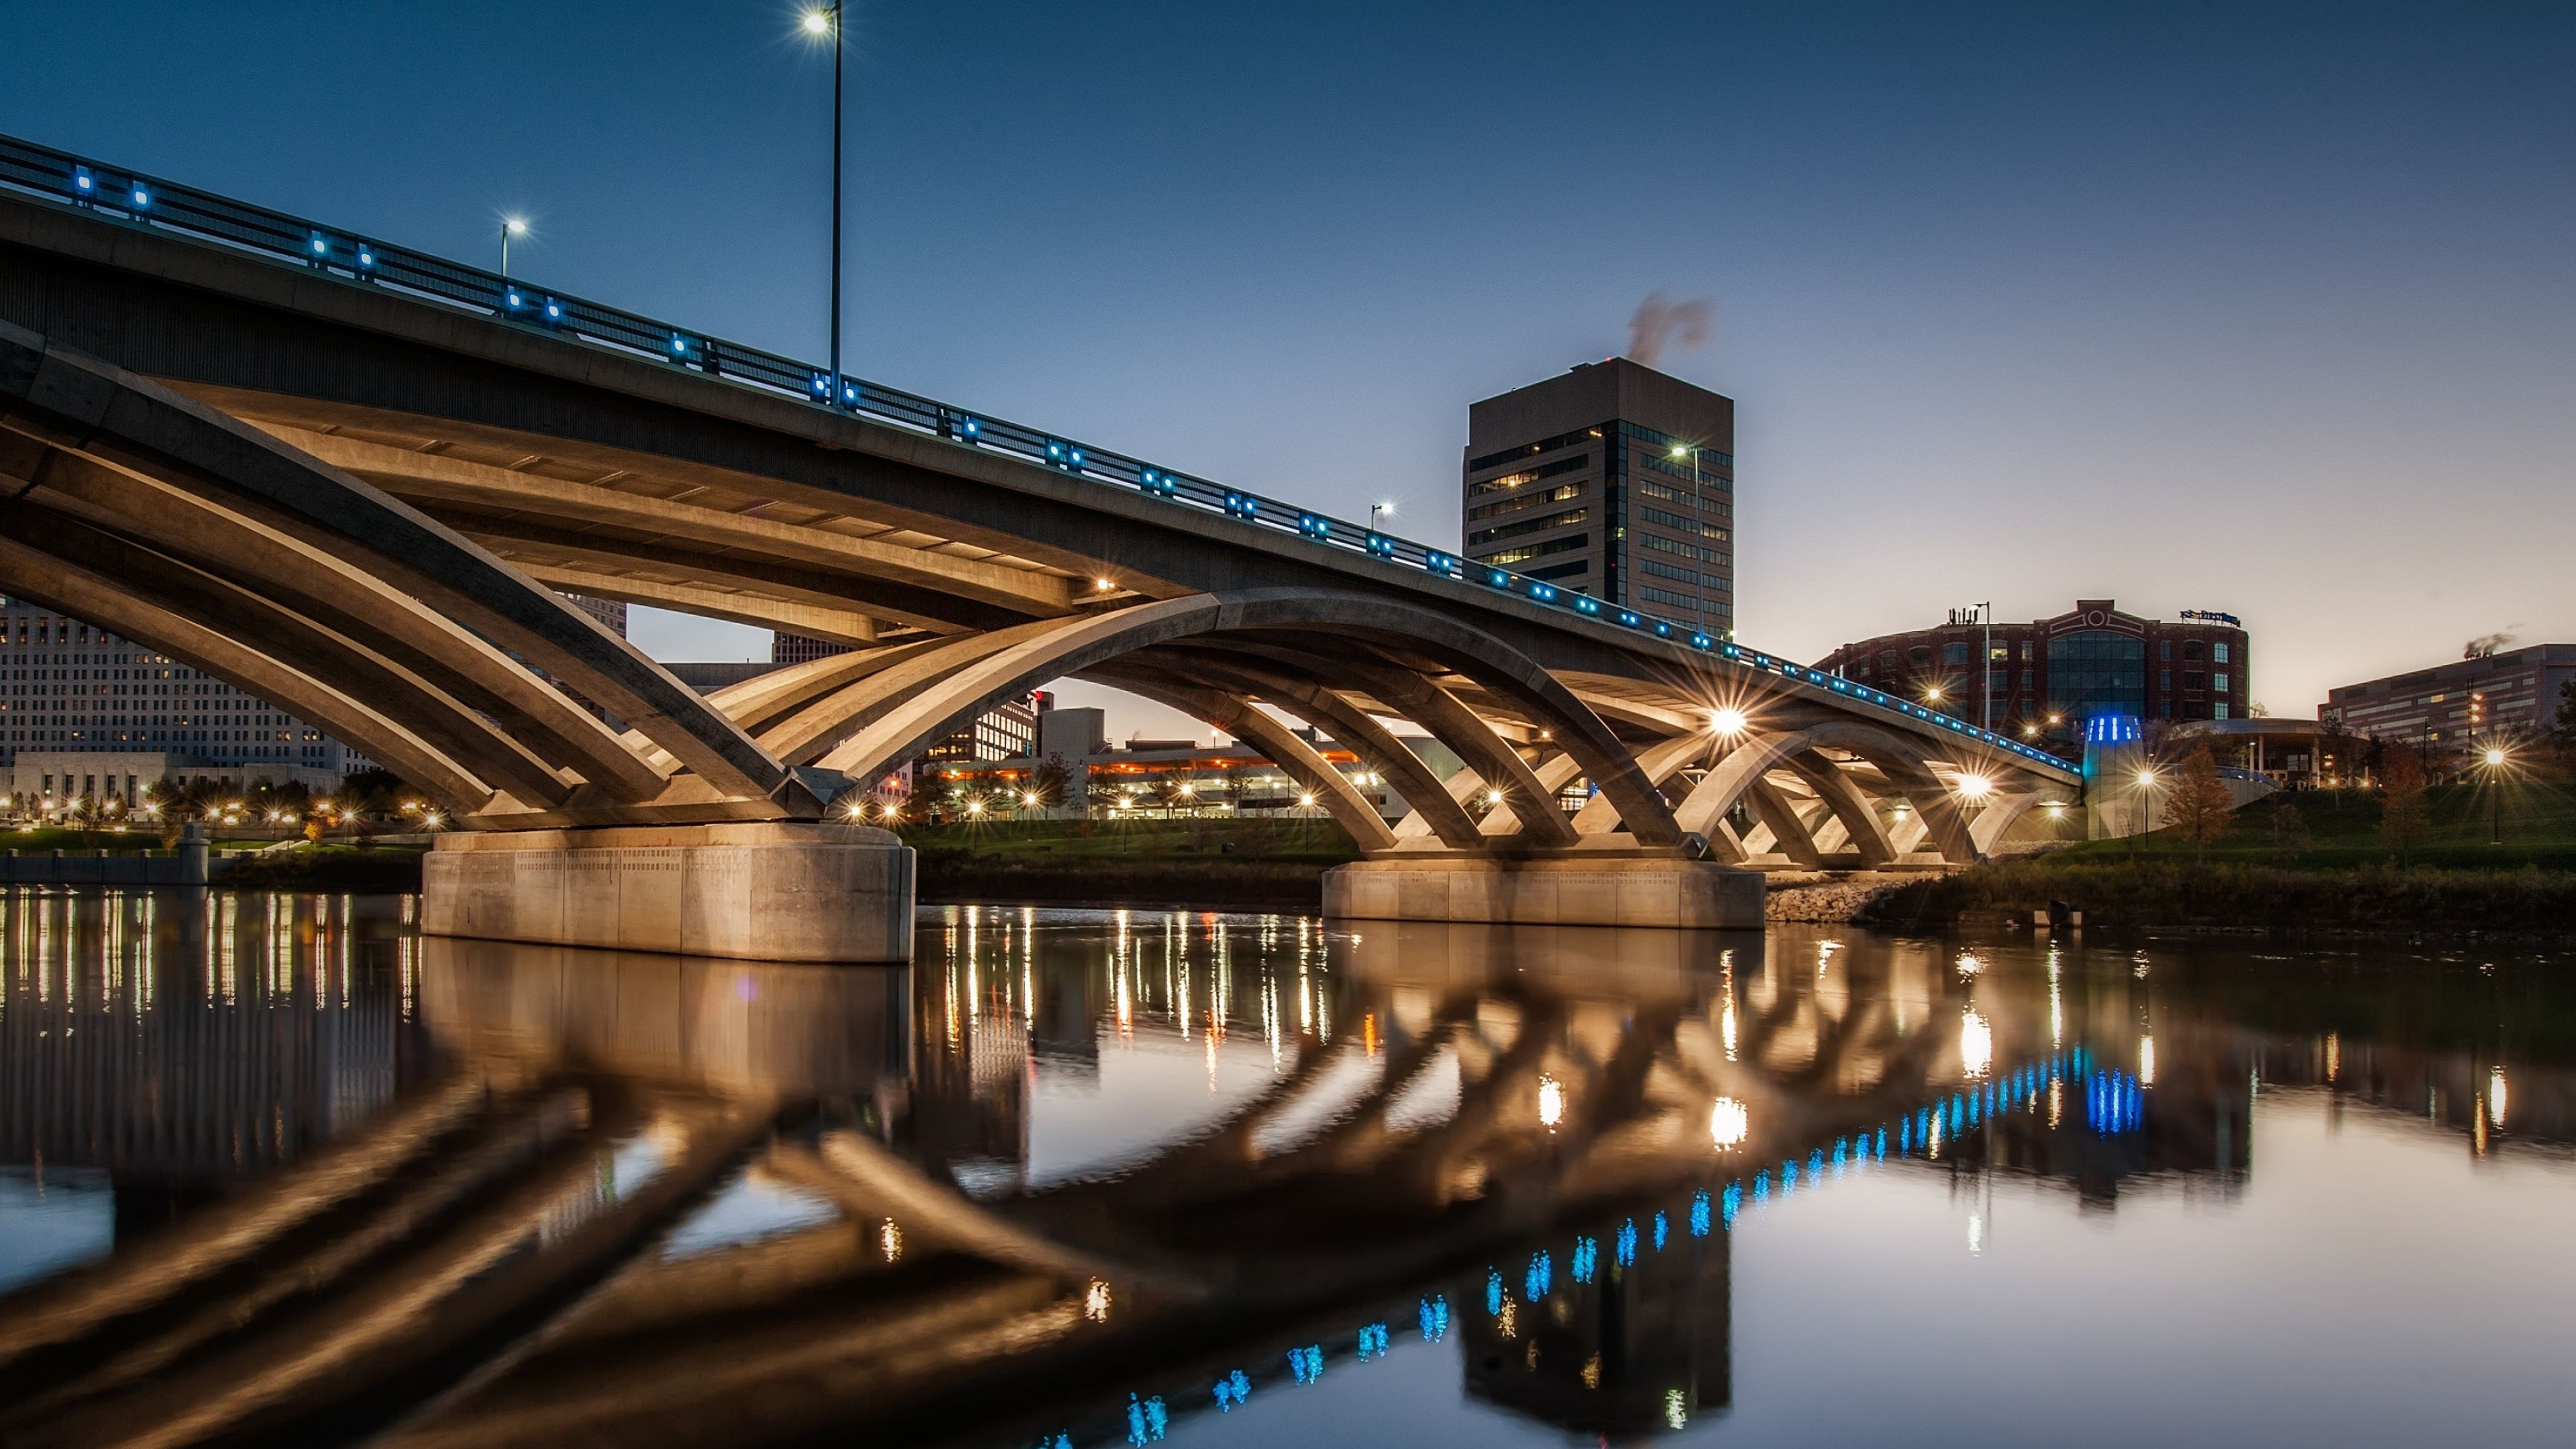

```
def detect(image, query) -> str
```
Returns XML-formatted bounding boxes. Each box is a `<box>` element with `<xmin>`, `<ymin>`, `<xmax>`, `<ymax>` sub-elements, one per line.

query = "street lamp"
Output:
<box><xmin>499</xmin><ymin>216</ymin><xmax>528</xmax><ymax>276</ymax></box>
<box><xmin>2483</xmin><ymin>745</ymin><xmax>2508</xmax><ymax>845</ymax></box>
<box><xmin>1369</xmin><ymin>501</ymin><xmax>1394</xmax><ymax>530</ymax></box>
<box><xmin>802</xmin><ymin>5</ymin><xmax>847</xmax><ymax>407</ymax></box>
<box><xmin>2133</xmin><ymin>767</ymin><xmax>2158</xmax><ymax>843</ymax></box>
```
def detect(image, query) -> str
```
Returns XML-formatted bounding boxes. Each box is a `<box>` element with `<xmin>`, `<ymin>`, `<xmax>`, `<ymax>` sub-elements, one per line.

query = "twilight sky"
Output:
<box><xmin>5</xmin><ymin>1</ymin><xmax>2569</xmax><ymax>731</ymax></box>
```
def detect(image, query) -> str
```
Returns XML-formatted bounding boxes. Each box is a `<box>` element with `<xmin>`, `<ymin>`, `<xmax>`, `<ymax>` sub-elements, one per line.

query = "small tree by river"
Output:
<box><xmin>2160</xmin><ymin>746</ymin><xmax>2236</xmax><ymax>865</ymax></box>
<box><xmin>2379</xmin><ymin>749</ymin><xmax>2432</xmax><ymax>865</ymax></box>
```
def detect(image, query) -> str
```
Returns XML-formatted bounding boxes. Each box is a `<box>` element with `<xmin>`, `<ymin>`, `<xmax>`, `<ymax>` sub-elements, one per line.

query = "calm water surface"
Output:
<box><xmin>1</xmin><ymin>889</ymin><xmax>2570</xmax><ymax>1448</ymax></box>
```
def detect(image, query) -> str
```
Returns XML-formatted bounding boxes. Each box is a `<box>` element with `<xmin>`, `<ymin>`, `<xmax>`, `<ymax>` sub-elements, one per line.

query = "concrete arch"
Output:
<box><xmin>1970</xmin><ymin>789</ymin><xmax>2067</xmax><ymax>854</ymax></box>
<box><xmin>1</xmin><ymin>432</ymin><xmax>661</xmax><ymax>802</ymax></box>
<box><xmin>0</xmin><ymin>322</ymin><xmax>806</xmax><ymax>816</ymax></box>
<box><xmin>1672</xmin><ymin>719</ymin><xmax>1978</xmax><ymax>864</ymax></box>
<box><xmin>1777</xmin><ymin>753</ymin><xmax>1900</xmax><ymax>867</ymax></box>
<box><xmin>0</xmin><ymin>498</ymin><xmax>573</xmax><ymax>808</ymax></box>
<box><xmin>1120</xmin><ymin>645</ymin><xmax>1484</xmax><ymax>850</ymax></box>
<box><xmin>807</xmin><ymin>590</ymin><xmax>1684</xmax><ymax>851</ymax></box>
<box><xmin>1083</xmin><ymin>664</ymin><xmax>1399</xmax><ymax>853</ymax></box>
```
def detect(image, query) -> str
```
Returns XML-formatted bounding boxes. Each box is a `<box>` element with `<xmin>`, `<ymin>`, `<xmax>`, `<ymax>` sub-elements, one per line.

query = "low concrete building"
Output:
<box><xmin>1</xmin><ymin>749</ymin><xmax>341</xmax><ymax>816</ymax></box>
<box><xmin>2322</xmin><ymin>644</ymin><xmax>2575</xmax><ymax>754</ymax></box>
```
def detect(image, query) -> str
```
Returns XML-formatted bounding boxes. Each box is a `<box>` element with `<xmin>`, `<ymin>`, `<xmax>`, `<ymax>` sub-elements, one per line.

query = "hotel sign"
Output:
<box><xmin>2178</xmin><ymin>610</ymin><xmax>2241</xmax><ymax>626</ymax></box>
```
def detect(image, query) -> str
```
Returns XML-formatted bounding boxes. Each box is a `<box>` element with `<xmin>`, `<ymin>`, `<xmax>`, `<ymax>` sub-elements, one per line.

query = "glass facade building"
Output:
<box><xmin>1461</xmin><ymin>360</ymin><xmax>1735</xmax><ymax>635</ymax></box>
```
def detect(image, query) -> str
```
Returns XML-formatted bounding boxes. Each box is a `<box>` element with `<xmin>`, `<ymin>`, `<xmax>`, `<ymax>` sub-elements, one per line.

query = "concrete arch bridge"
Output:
<box><xmin>0</xmin><ymin>133</ymin><xmax>2076</xmax><ymax>955</ymax></box>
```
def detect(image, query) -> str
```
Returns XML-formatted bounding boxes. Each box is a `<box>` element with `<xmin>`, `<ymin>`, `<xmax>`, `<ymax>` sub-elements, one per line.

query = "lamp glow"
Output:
<box><xmin>801</xmin><ymin>9</ymin><xmax>831</xmax><ymax>34</ymax></box>
<box><xmin>1709</xmin><ymin>706</ymin><xmax>1748</xmax><ymax>738</ymax></box>
<box><xmin>1709</xmin><ymin>1096</ymin><xmax>1750</xmax><ymax>1149</ymax></box>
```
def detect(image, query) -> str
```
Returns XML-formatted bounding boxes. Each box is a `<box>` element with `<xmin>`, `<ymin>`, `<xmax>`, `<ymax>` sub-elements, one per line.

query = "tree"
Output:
<box><xmin>2554</xmin><ymin>678</ymin><xmax>2576</xmax><ymax>757</ymax></box>
<box><xmin>1032</xmin><ymin>753</ymin><xmax>1072</xmax><ymax>809</ymax></box>
<box><xmin>2264</xmin><ymin>795</ymin><xmax>2312</xmax><ymax>863</ymax></box>
<box><xmin>2159</xmin><ymin>746</ymin><xmax>2236</xmax><ymax>866</ymax></box>
<box><xmin>2378</xmin><ymin>748</ymin><xmax>2432</xmax><ymax>866</ymax></box>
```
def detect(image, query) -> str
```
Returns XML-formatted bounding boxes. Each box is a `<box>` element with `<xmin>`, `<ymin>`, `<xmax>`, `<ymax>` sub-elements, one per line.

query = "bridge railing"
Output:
<box><xmin>0</xmin><ymin>131</ymin><xmax>2072</xmax><ymax>776</ymax></box>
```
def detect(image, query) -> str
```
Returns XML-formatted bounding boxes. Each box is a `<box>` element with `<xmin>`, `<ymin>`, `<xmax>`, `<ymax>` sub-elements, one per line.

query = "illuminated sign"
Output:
<box><xmin>2178</xmin><ymin>609</ymin><xmax>2241</xmax><ymax>626</ymax></box>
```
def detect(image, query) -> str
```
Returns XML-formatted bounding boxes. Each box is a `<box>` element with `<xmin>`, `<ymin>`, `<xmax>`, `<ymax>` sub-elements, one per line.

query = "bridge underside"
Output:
<box><xmin>0</xmin><ymin>199</ymin><xmax>2080</xmax><ymax>953</ymax></box>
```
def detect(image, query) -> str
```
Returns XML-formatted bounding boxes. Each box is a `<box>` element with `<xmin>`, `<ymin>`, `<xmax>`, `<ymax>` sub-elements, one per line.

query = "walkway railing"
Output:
<box><xmin>0</xmin><ymin>130</ymin><xmax>2070</xmax><ymax>775</ymax></box>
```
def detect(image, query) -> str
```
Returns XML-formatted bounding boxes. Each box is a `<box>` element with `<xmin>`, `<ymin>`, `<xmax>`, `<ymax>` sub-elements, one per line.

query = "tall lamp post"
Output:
<box><xmin>2483</xmin><ymin>745</ymin><xmax>2507</xmax><ymax>845</ymax></box>
<box><xmin>500</xmin><ymin>216</ymin><xmax>527</xmax><ymax>277</ymax></box>
<box><xmin>803</xmin><ymin>5</ymin><xmax>845</xmax><ymax>405</ymax></box>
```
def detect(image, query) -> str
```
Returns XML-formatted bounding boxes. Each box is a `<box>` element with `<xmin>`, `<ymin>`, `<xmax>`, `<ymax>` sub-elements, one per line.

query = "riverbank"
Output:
<box><xmin>1856</xmin><ymin>782</ymin><xmax>2576</xmax><ymax>937</ymax></box>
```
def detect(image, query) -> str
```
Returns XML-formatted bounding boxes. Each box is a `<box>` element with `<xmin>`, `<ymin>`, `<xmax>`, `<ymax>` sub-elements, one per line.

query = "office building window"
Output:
<box><xmin>2214</xmin><ymin>703</ymin><xmax>2231</xmax><ymax>720</ymax></box>
<box><xmin>1943</xmin><ymin>642</ymin><xmax>1970</xmax><ymax>665</ymax></box>
<box><xmin>2213</xmin><ymin>642</ymin><xmax>2231</xmax><ymax>664</ymax></box>
<box><xmin>2214</xmin><ymin>673</ymin><xmax>2230</xmax><ymax>693</ymax></box>
<box><xmin>2047</xmin><ymin>630</ymin><xmax>2147</xmax><ymax>720</ymax></box>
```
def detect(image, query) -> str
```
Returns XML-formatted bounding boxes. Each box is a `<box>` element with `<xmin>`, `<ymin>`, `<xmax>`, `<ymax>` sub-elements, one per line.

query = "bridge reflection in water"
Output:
<box><xmin>0</xmin><ymin>891</ymin><xmax>2565</xmax><ymax>1448</ymax></box>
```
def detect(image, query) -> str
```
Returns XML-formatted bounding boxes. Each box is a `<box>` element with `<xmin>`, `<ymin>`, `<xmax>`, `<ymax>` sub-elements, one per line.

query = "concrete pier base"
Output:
<box><xmin>1322</xmin><ymin>855</ymin><xmax>1766</xmax><ymax>929</ymax></box>
<box><xmin>421</xmin><ymin>822</ymin><xmax>913</xmax><ymax>963</ymax></box>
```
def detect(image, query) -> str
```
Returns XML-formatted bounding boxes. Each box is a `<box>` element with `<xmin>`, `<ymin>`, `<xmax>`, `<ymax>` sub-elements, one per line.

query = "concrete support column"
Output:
<box><xmin>421</xmin><ymin>822</ymin><xmax>912</xmax><ymax>962</ymax></box>
<box><xmin>1322</xmin><ymin>855</ymin><xmax>1764</xmax><ymax>928</ymax></box>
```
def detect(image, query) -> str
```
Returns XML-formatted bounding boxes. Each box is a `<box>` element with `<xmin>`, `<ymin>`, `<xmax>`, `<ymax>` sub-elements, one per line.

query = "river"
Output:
<box><xmin>1</xmin><ymin>888</ymin><xmax>2569</xmax><ymax>1447</ymax></box>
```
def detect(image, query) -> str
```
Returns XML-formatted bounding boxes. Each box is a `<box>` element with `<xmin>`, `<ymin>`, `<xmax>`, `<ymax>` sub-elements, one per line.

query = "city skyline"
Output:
<box><xmin>3</xmin><ymin>2</ymin><xmax>2569</xmax><ymax>729</ymax></box>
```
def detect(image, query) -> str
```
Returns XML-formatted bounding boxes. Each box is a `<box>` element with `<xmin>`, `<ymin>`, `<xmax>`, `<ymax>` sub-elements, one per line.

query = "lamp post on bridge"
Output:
<box><xmin>499</xmin><ymin>216</ymin><xmax>527</xmax><ymax>278</ymax></box>
<box><xmin>802</xmin><ymin>4</ymin><xmax>846</xmax><ymax>407</ymax></box>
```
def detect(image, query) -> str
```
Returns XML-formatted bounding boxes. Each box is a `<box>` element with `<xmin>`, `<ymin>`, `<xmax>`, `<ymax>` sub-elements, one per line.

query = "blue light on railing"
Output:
<box><xmin>543</xmin><ymin>298</ymin><xmax>563</xmax><ymax>321</ymax></box>
<box><xmin>130</xmin><ymin>185</ymin><xmax>148</xmax><ymax>209</ymax></box>
<box><xmin>1418</xmin><ymin>1293</ymin><xmax>1450</xmax><ymax>1344</ymax></box>
<box><xmin>504</xmin><ymin>288</ymin><xmax>525</xmax><ymax>311</ymax></box>
<box><xmin>1127</xmin><ymin>1393</ymin><xmax>1170</xmax><ymax>1444</ymax></box>
<box><xmin>1298</xmin><ymin>513</ymin><xmax>1330</xmax><ymax>540</ymax></box>
<box><xmin>1358</xmin><ymin>1323</ymin><xmax>1391</xmax><ymax>1360</ymax></box>
<box><xmin>356</xmin><ymin>245</ymin><xmax>374</xmax><ymax>268</ymax></box>
<box><xmin>1485</xmin><ymin>1268</ymin><xmax>1503</xmax><ymax>1315</ymax></box>
<box><xmin>1616</xmin><ymin>1218</ymin><xmax>1638</xmax><ymax>1267</ymax></box>
<box><xmin>1575</xmin><ymin>597</ymin><xmax>1599</xmax><ymax>614</ymax></box>
<box><xmin>1689</xmin><ymin>1190</ymin><xmax>1712</xmax><ymax>1237</ymax></box>
<box><xmin>1525</xmin><ymin>1250</ymin><xmax>1552</xmax><ymax>1299</ymax></box>
<box><xmin>1214</xmin><ymin>1371</ymin><xmax>1251</xmax><ymax>1412</ymax></box>
<box><xmin>1287</xmin><ymin>1346</ymin><xmax>1324</xmax><ymax>1385</ymax></box>
<box><xmin>71</xmin><ymin>165</ymin><xmax>93</xmax><ymax>193</ymax></box>
<box><xmin>1653</xmin><ymin>1210</ymin><xmax>1669</xmax><ymax>1251</ymax></box>
<box><xmin>1617</xmin><ymin>610</ymin><xmax>1640</xmax><ymax>627</ymax></box>
<box><xmin>1571</xmin><ymin>1235</ymin><xmax>1598</xmax><ymax>1284</ymax></box>
<box><xmin>1530</xmin><ymin>582</ymin><xmax>1556</xmax><ymax>602</ymax></box>
<box><xmin>1692</xmin><ymin>633</ymin><xmax>1712</xmax><ymax>648</ymax></box>
<box><xmin>1486</xmin><ymin>569</ymin><xmax>1509</xmax><ymax>588</ymax></box>
<box><xmin>309</xmin><ymin>233</ymin><xmax>327</xmax><ymax>257</ymax></box>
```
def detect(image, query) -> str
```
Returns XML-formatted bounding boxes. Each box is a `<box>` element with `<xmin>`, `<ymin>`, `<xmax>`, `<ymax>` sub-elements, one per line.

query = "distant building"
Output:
<box><xmin>1</xmin><ymin>597</ymin><xmax>370</xmax><ymax>795</ymax></box>
<box><xmin>771</xmin><ymin>632</ymin><xmax>853</xmax><ymax>666</ymax></box>
<box><xmin>561</xmin><ymin>593</ymin><xmax>629</xmax><ymax>637</ymax></box>
<box><xmin>2322</xmin><ymin>645</ymin><xmax>2575</xmax><ymax>751</ymax></box>
<box><xmin>1462</xmin><ymin>358</ymin><xmax>1735</xmax><ymax>633</ymax></box>
<box><xmin>1816</xmin><ymin>600</ymin><xmax>2252</xmax><ymax>752</ymax></box>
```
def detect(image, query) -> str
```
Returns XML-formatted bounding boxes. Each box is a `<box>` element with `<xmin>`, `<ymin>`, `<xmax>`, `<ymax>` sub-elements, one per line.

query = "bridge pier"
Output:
<box><xmin>1322</xmin><ymin>854</ymin><xmax>1765</xmax><ymax>929</ymax></box>
<box><xmin>421</xmin><ymin>822</ymin><xmax>914</xmax><ymax>963</ymax></box>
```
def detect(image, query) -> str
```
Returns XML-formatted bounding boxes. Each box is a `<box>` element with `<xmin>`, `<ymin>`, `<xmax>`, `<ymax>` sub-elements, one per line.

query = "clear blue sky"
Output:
<box><xmin>6</xmin><ymin>2</ymin><xmax>2570</xmax><ymax>727</ymax></box>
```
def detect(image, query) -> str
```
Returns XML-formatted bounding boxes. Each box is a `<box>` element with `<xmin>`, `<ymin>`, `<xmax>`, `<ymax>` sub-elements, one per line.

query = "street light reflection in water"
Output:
<box><xmin>0</xmin><ymin>891</ymin><xmax>2571</xmax><ymax>1448</ymax></box>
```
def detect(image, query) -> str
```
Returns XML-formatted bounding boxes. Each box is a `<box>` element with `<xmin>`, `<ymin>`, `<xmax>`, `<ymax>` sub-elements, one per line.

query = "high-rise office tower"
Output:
<box><xmin>1462</xmin><ymin>358</ymin><xmax>1735</xmax><ymax>635</ymax></box>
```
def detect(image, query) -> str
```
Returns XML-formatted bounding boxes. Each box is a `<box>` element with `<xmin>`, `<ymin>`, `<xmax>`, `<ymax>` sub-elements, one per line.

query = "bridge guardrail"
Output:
<box><xmin>0</xmin><ymin>130</ymin><xmax>2073</xmax><ymax>777</ymax></box>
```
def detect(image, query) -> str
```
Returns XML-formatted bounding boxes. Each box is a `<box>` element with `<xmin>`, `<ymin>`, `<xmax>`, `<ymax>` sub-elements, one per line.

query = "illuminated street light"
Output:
<box><xmin>1298</xmin><ymin>792</ymin><xmax>1318</xmax><ymax>807</ymax></box>
<box><xmin>1923</xmin><ymin>684</ymin><xmax>1945</xmax><ymax>703</ymax></box>
<box><xmin>1094</xmin><ymin>576</ymin><xmax>1116</xmax><ymax>592</ymax></box>
<box><xmin>800</xmin><ymin>3</ymin><xmax>848</xmax><ymax>407</ymax></box>
<box><xmin>1708</xmin><ymin>706</ymin><xmax>1748</xmax><ymax>739</ymax></box>
<box><xmin>965</xmin><ymin>799</ymin><xmax>985</xmax><ymax>816</ymax></box>
<box><xmin>1954</xmin><ymin>774</ymin><xmax>1994</xmax><ymax>802</ymax></box>
<box><xmin>499</xmin><ymin>215</ymin><xmax>528</xmax><ymax>276</ymax></box>
<box><xmin>2483</xmin><ymin>744</ymin><xmax>2509</xmax><ymax>844</ymax></box>
<box><xmin>1022</xmin><ymin>791</ymin><xmax>1040</xmax><ymax>807</ymax></box>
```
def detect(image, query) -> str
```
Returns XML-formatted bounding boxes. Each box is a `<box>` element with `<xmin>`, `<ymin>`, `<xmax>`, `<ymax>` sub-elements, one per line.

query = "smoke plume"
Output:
<box><xmin>1627</xmin><ymin>292</ymin><xmax>1715</xmax><ymax>367</ymax></box>
<box><xmin>2462</xmin><ymin>629</ymin><xmax>2521</xmax><ymax>659</ymax></box>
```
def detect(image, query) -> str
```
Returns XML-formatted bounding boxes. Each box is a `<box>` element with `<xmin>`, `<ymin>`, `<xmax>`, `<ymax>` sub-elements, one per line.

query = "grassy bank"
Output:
<box><xmin>900</xmin><ymin>817</ymin><xmax>1358</xmax><ymax>909</ymax></box>
<box><xmin>1862</xmin><ymin>781</ymin><xmax>2576</xmax><ymax>934</ymax></box>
